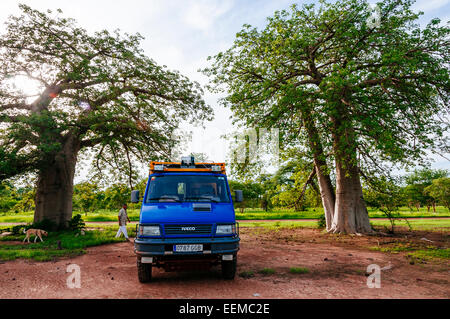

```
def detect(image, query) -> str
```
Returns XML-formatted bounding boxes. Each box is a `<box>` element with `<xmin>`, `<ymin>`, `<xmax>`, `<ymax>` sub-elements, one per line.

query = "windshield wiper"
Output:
<box><xmin>184</xmin><ymin>196</ymin><xmax>219</xmax><ymax>203</ymax></box>
<box><xmin>148</xmin><ymin>196</ymin><xmax>181</xmax><ymax>202</ymax></box>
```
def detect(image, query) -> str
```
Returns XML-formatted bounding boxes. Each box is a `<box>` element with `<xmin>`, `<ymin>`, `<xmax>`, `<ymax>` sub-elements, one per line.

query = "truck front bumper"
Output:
<box><xmin>134</xmin><ymin>236</ymin><xmax>240</xmax><ymax>257</ymax></box>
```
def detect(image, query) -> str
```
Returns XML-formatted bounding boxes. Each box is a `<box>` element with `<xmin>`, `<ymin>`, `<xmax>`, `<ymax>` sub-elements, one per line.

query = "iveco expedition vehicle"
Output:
<box><xmin>131</xmin><ymin>156</ymin><xmax>242</xmax><ymax>283</ymax></box>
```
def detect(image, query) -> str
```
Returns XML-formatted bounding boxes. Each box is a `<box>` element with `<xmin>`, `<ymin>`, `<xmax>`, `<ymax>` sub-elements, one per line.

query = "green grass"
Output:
<box><xmin>370</xmin><ymin>241</ymin><xmax>449</xmax><ymax>262</ymax></box>
<box><xmin>239</xmin><ymin>218</ymin><xmax>450</xmax><ymax>231</ymax></box>
<box><xmin>289</xmin><ymin>267</ymin><xmax>310</xmax><ymax>274</ymax></box>
<box><xmin>0</xmin><ymin>225</ymin><xmax>136</xmax><ymax>261</ymax></box>
<box><xmin>370</xmin><ymin>242</ymin><xmax>417</xmax><ymax>254</ymax></box>
<box><xmin>0</xmin><ymin>209</ymin><xmax>141</xmax><ymax>224</ymax></box>
<box><xmin>0</xmin><ymin>206</ymin><xmax>448</xmax><ymax>224</ymax></box>
<box><xmin>1</xmin><ymin>216</ymin><xmax>448</xmax><ymax>234</ymax></box>
<box><xmin>370</xmin><ymin>218</ymin><xmax>450</xmax><ymax>231</ymax></box>
<box><xmin>238</xmin><ymin>270</ymin><xmax>255</xmax><ymax>278</ymax></box>
<box><xmin>235</xmin><ymin>206</ymin><xmax>450</xmax><ymax>220</ymax></box>
<box><xmin>408</xmin><ymin>248</ymin><xmax>450</xmax><ymax>260</ymax></box>
<box><xmin>258</xmin><ymin>268</ymin><xmax>276</xmax><ymax>275</ymax></box>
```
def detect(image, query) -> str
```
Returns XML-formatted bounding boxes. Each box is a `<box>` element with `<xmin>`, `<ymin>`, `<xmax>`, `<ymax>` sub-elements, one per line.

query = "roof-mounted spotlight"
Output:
<box><xmin>181</xmin><ymin>156</ymin><xmax>195</xmax><ymax>168</ymax></box>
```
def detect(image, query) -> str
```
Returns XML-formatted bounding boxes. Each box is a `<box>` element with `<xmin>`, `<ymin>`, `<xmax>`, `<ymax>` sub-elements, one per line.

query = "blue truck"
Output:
<box><xmin>131</xmin><ymin>156</ymin><xmax>242</xmax><ymax>283</ymax></box>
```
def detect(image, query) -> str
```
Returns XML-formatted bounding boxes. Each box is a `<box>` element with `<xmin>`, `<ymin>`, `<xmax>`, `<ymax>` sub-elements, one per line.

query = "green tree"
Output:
<box><xmin>363</xmin><ymin>177</ymin><xmax>409</xmax><ymax>233</ymax></box>
<box><xmin>403</xmin><ymin>184</ymin><xmax>426</xmax><ymax>211</ymax></box>
<box><xmin>204</xmin><ymin>0</ymin><xmax>449</xmax><ymax>233</ymax></box>
<box><xmin>269</xmin><ymin>155</ymin><xmax>321</xmax><ymax>211</ymax></box>
<box><xmin>73</xmin><ymin>181</ymin><xmax>100</xmax><ymax>215</ymax></box>
<box><xmin>363</xmin><ymin>177</ymin><xmax>404</xmax><ymax>211</ymax></box>
<box><xmin>0</xmin><ymin>5</ymin><xmax>211</xmax><ymax>228</ymax></box>
<box><xmin>13</xmin><ymin>186</ymin><xmax>36</xmax><ymax>213</ymax></box>
<box><xmin>0</xmin><ymin>181</ymin><xmax>19</xmax><ymax>212</ymax></box>
<box><xmin>103</xmin><ymin>183</ymin><xmax>130</xmax><ymax>210</ymax></box>
<box><xmin>424</xmin><ymin>177</ymin><xmax>450</xmax><ymax>211</ymax></box>
<box><xmin>228</xmin><ymin>180</ymin><xmax>263</xmax><ymax>213</ymax></box>
<box><xmin>403</xmin><ymin>168</ymin><xmax>448</xmax><ymax>211</ymax></box>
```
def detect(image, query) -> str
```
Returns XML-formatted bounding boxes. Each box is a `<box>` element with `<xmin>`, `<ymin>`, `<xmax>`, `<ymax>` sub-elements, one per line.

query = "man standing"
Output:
<box><xmin>116</xmin><ymin>204</ymin><xmax>131</xmax><ymax>241</ymax></box>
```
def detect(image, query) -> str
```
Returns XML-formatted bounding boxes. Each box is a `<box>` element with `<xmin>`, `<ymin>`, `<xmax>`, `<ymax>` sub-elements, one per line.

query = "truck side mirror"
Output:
<box><xmin>131</xmin><ymin>190</ymin><xmax>140</xmax><ymax>203</ymax></box>
<box><xmin>235</xmin><ymin>190</ymin><xmax>243</xmax><ymax>203</ymax></box>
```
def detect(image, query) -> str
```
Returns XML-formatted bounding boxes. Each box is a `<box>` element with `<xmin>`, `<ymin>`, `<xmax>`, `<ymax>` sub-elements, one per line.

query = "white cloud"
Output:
<box><xmin>184</xmin><ymin>0</ymin><xmax>234</xmax><ymax>32</ymax></box>
<box><xmin>149</xmin><ymin>44</ymin><xmax>185</xmax><ymax>70</ymax></box>
<box><xmin>413</xmin><ymin>0</ymin><xmax>450</xmax><ymax>12</ymax></box>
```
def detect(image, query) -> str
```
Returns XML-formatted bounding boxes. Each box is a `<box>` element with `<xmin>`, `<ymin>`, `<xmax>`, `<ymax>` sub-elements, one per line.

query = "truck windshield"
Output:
<box><xmin>146</xmin><ymin>175</ymin><xmax>230</xmax><ymax>203</ymax></box>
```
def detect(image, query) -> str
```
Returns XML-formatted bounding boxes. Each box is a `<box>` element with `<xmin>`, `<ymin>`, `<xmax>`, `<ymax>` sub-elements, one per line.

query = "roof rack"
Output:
<box><xmin>149</xmin><ymin>161</ymin><xmax>226</xmax><ymax>175</ymax></box>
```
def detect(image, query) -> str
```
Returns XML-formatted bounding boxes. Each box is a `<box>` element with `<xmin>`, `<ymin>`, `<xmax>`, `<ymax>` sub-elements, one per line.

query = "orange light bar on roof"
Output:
<box><xmin>149</xmin><ymin>161</ymin><xmax>226</xmax><ymax>175</ymax></box>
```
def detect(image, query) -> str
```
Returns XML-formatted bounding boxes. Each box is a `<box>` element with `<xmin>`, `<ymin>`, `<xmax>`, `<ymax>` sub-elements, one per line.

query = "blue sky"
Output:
<box><xmin>0</xmin><ymin>0</ymin><xmax>449</xmax><ymax>180</ymax></box>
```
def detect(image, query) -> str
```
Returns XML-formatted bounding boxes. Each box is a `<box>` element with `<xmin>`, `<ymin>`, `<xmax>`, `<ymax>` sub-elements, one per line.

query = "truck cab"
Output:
<box><xmin>132</xmin><ymin>157</ymin><xmax>242</xmax><ymax>283</ymax></box>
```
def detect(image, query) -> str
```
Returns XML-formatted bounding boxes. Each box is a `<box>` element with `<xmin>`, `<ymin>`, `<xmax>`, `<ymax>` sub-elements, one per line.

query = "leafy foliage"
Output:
<box><xmin>402</xmin><ymin>168</ymin><xmax>449</xmax><ymax>210</ymax></box>
<box><xmin>73</xmin><ymin>182</ymin><xmax>100</xmax><ymax>214</ymax></box>
<box><xmin>204</xmin><ymin>0</ymin><xmax>449</xmax><ymax>194</ymax></box>
<box><xmin>68</xmin><ymin>214</ymin><xmax>86</xmax><ymax>233</ymax></box>
<box><xmin>228</xmin><ymin>179</ymin><xmax>264</xmax><ymax>212</ymax></box>
<box><xmin>0</xmin><ymin>4</ymin><xmax>212</xmax><ymax>183</ymax></box>
<box><xmin>425</xmin><ymin>178</ymin><xmax>450</xmax><ymax>210</ymax></box>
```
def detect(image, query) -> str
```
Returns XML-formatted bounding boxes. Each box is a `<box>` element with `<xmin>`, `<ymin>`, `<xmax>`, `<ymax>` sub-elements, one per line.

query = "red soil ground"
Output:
<box><xmin>0</xmin><ymin>227</ymin><xmax>448</xmax><ymax>299</ymax></box>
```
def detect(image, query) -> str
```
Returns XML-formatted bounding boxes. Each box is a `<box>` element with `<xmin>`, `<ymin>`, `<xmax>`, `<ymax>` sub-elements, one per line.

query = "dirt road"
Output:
<box><xmin>0</xmin><ymin>228</ymin><xmax>448</xmax><ymax>299</ymax></box>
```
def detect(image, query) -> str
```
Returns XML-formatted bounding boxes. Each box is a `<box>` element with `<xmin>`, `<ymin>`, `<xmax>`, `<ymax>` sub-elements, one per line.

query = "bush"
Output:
<box><xmin>68</xmin><ymin>214</ymin><xmax>86</xmax><ymax>233</ymax></box>
<box><xmin>317</xmin><ymin>214</ymin><xmax>326</xmax><ymax>229</ymax></box>
<box><xmin>12</xmin><ymin>224</ymin><xmax>24</xmax><ymax>235</ymax></box>
<box><xmin>26</xmin><ymin>219</ymin><xmax>57</xmax><ymax>232</ymax></box>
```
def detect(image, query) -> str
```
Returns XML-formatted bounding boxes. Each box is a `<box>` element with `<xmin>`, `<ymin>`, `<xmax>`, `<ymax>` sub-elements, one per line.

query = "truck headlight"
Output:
<box><xmin>216</xmin><ymin>224</ymin><xmax>236</xmax><ymax>235</ymax></box>
<box><xmin>139</xmin><ymin>225</ymin><xmax>160</xmax><ymax>236</ymax></box>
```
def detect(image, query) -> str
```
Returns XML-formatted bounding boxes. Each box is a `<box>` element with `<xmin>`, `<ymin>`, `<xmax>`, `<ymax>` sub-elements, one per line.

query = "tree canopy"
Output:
<box><xmin>0</xmin><ymin>4</ymin><xmax>212</xmax><ymax>183</ymax></box>
<box><xmin>0</xmin><ymin>5</ymin><xmax>212</xmax><ymax>227</ymax></box>
<box><xmin>205</xmin><ymin>0</ymin><xmax>448</xmax><ymax>172</ymax></box>
<box><xmin>204</xmin><ymin>0</ymin><xmax>449</xmax><ymax>233</ymax></box>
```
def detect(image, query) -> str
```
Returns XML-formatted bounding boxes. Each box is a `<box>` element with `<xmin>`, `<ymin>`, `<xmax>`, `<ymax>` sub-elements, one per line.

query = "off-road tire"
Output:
<box><xmin>221</xmin><ymin>255</ymin><xmax>237</xmax><ymax>280</ymax></box>
<box><xmin>137</xmin><ymin>257</ymin><xmax>152</xmax><ymax>283</ymax></box>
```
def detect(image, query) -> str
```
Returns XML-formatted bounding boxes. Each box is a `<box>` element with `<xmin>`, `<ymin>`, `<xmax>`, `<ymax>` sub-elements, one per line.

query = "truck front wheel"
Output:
<box><xmin>137</xmin><ymin>257</ymin><xmax>152</xmax><ymax>283</ymax></box>
<box><xmin>221</xmin><ymin>255</ymin><xmax>237</xmax><ymax>280</ymax></box>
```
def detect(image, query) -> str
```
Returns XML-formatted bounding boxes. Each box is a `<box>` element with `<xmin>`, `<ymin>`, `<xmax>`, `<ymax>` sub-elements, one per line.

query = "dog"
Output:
<box><xmin>23</xmin><ymin>229</ymin><xmax>48</xmax><ymax>243</ymax></box>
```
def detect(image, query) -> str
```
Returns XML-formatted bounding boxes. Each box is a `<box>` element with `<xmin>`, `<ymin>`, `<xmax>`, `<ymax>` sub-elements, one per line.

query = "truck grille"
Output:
<box><xmin>164</xmin><ymin>224</ymin><xmax>212</xmax><ymax>235</ymax></box>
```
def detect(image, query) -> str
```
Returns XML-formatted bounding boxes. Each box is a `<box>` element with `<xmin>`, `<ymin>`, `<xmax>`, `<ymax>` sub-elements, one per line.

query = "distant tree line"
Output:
<box><xmin>0</xmin><ymin>167</ymin><xmax>448</xmax><ymax>214</ymax></box>
<box><xmin>229</xmin><ymin>167</ymin><xmax>450</xmax><ymax>213</ymax></box>
<box><xmin>0</xmin><ymin>179</ymin><xmax>147</xmax><ymax>214</ymax></box>
<box><xmin>363</xmin><ymin>168</ymin><xmax>450</xmax><ymax>212</ymax></box>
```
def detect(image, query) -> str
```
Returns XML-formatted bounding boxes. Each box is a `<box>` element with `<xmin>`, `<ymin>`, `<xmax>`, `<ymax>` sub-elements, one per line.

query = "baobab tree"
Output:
<box><xmin>0</xmin><ymin>5</ymin><xmax>212</xmax><ymax>228</ymax></box>
<box><xmin>204</xmin><ymin>0</ymin><xmax>449</xmax><ymax>233</ymax></box>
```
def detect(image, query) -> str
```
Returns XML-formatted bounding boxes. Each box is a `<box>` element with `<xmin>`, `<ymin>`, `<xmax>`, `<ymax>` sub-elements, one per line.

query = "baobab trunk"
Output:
<box><xmin>302</xmin><ymin>112</ymin><xmax>335</xmax><ymax>230</ymax></box>
<box><xmin>330</xmin><ymin>159</ymin><xmax>372</xmax><ymax>234</ymax></box>
<box><xmin>314</xmin><ymin>161</ymin><xmax>335</xmax><ymax>231</ymax></box>
<box><xmin>34</xmin><ymin>135</ymin><xmax>80</xmax><ymax>229</ymax></box>
<box><xmin>330</xmin><ymin>117</ymin><xmax>372</xmax><ymax>234</ymax></box>
<box><xmin>329</xmin><ymin>101</ymin><xmax>372</xmax><ymax>234</ymax></box>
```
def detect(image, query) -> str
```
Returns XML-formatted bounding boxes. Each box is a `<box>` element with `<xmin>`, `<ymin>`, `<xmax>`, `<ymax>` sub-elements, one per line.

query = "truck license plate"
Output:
<box><xmin>174</xmin><ymin>244</ymin><xmax>203</xmax><ymax>252</ymax></box>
